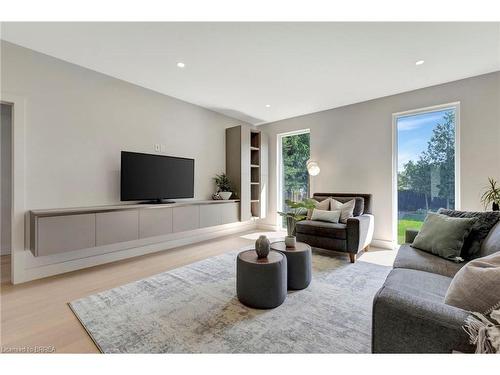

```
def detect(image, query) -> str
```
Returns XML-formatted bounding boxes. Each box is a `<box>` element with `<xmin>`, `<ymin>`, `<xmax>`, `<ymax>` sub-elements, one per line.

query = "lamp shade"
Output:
<box><xmin>306</xmin><ymin>160</ymin><xmax>320</xmax><ymax>176</ymax></box>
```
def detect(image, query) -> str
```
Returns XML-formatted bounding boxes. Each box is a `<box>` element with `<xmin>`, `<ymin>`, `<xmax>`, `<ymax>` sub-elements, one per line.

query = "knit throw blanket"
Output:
<box><xmin>463</xmin><ymin>304</ymin><xmax>500</xmax><ymax>354</ymax></box>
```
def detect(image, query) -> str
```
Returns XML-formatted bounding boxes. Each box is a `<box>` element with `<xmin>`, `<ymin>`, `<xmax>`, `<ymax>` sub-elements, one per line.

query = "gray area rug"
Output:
<box><xmin>69</xmin><ymin>249</ymin><xmax>390</xmax><ymax>353</ymax></box>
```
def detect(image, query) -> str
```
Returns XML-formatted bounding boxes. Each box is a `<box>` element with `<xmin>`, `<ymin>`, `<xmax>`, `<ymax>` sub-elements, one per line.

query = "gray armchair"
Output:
<box><xmin>295</xmin><ymin>193</ymin><xmax>374</xmax><ymax>263</ymax></box>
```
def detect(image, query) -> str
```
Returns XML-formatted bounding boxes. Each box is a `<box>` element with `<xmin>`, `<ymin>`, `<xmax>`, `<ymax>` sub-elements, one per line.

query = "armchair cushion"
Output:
<box><xmin>295</xmin><ymin>220</ymin><xmax>346</xmax><ymax>239</ymax></box>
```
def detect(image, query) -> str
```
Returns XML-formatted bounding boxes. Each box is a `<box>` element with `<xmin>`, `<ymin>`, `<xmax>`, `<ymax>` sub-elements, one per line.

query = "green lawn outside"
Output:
<box><xmin>398</xmin><ymin>219</ymin><xmax>424</xmax><ymax>244</ymax></box>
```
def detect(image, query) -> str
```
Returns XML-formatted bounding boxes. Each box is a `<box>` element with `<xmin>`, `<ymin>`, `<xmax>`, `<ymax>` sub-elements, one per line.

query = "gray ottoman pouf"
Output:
<box><xmin>236</xmin><ymin>249</ymin><xmax>287</xmax><ymax>309</ymax></box>
<box><xmin>271</xmin><ymin>241</ymin><xmax>312</xmax><ymax>290</ymax></box>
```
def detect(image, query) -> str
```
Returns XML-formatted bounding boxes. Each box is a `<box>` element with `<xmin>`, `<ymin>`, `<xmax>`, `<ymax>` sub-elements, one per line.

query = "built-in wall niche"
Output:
<box><xmin>250</xmin><ymin>131</ymin><xmax>260</xmax><ymax>149</ymax></box>
<box><xmin>251</xmin><ymin>149</ymin><xmax>260</xmax><ymax>165</ymax></box>
<box><xmin>251</xmin><ymin>167</ymin><xmax>259</xmax><ymax>183</ymax></box>
<box><xmin>251</xmin><ymin>184</ymin><xmax>260</xmax><ymax>201</ymax></box>
<box><xmin>225</xmin><ymin>126</ymin><xmax>267</xmax><ymax>220</ymax></box>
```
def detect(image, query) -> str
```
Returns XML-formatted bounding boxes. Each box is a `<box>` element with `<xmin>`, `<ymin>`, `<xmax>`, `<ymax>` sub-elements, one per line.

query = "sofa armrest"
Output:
<box><xmin>405</xmin><ymin>228</ymin><xmax>420</xmax><ymax>244</ymax></box>
<box><xmin>346</xmin><ymin>214</ymin><xmax>374</xmax><ymax>253</ymax></box>
<box><xmin>372</xmin><ymin>285</ymin><xmax>472</xmax><ymax>353</ymax></box>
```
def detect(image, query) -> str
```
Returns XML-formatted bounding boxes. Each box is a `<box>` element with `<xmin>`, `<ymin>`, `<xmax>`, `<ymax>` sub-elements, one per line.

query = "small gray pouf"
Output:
<box><xmin>236</xmin><ymin>250</ymin><xmax>287</xmax><ymax>309</ymax></box>
<box><xmin>271</xmin><ymin>241</ymin><xmax>312</xmax><ymax>290</ymax></box>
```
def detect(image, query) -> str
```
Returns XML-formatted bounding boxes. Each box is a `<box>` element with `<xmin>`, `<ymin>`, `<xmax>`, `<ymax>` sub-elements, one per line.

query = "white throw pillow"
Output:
<box><xmin>330</xmin><ymin>199</ymin><xmax>356</xmax><ymax>223</ymax></box>
<box><xmin>311</xmin><ymin>209</ymin><xmax>341</xmax><ymax>223</ymax></box>
<box><xmin>445</xmin><ymin>251</ymin><xmax>500</xmax><ymax>313</ymax></box>
<box><xmin>307</xmin><ymin>198</ymin><xmax>331</xmax><ymax>220</ymax></box>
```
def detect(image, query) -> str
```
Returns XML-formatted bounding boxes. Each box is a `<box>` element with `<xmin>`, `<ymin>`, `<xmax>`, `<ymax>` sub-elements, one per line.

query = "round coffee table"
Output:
<box><xmin>236</xmin><ymin>249</ymin><xmax>287</xmax><ymax>309</ymax></box>
<box><xmin>270</xmin><ymin>241</ymin><xmax>312</xmax><ymax>290</ymax></box>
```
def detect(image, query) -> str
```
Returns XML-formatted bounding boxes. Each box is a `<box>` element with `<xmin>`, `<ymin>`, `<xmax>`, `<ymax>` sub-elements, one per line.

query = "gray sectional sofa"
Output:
<box><xmin>295</xmin><ymin>193</ymin><xmax>374</xmax><ymax>263</ymax></box>
<box><xmin>372</xmin><ymin>221</ymin><xmax>500</xmax><ymax>353</ymax></box>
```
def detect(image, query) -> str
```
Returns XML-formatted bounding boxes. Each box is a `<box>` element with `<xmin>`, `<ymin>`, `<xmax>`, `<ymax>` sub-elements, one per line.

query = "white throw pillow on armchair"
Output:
<box><xmin>330</xmin><ymin>199</ymin><xmax>356</xmax><ymax>223</ymax></box>
<box><xmin>306</xmin><ymin>198</ymin><xmax>331</xmax><ymax>220</ymax></box>
<box><xmin>311</xmin><ymin>209</ymin><xmax>341</xmax><ymax>223</ymax></box>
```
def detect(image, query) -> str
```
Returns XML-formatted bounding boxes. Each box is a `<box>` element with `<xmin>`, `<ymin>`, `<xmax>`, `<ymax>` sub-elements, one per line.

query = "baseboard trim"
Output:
<box><xmin>370</xmin><ymin>239</ymin><xmax>395</xmax><ymax>250</ymax></box>
<box><xmin>16</xmin><ymin>222</ymin><xmax>257</xmax><ymax>284</ymax></box>
<box><xmin>255</xmin><ymin>223</ymin><xmax>281</xmax><ymax>231</ymax></box>
<box><xmin>0</xmin><ymin>248</ymin><xmax>11</xmax><ymax>256</ymax></box>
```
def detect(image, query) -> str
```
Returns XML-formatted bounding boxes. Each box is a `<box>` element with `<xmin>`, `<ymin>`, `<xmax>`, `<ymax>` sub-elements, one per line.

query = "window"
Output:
<box><xmin>394</xmin><ymin>104</ymin><xmax>459</xmax><ymax>244</ymax></box>
<box><xmin>277</xmin><ymin>130</ymin><xmax>310</xmax><ymax>228</ymax></box>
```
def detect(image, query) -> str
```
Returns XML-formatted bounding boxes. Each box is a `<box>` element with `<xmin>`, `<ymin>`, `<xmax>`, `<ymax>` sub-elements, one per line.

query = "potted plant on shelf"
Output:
<box><xmin>481</xmin><ymin>177</ymin><xmax>500</xmax><ymax>211</ymax></box>
<box><xmin>213</xmin><ymin>173</ymin><xmax>234</xmax><ymax>200</ymax></box>
<box><xmin>278</xmin><ymin>199</ymin><xmax>316</xmax><ymax>248</ymax></box>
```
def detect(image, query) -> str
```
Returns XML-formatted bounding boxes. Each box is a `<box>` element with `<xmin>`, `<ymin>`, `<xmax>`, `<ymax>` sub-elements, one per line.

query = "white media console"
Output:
<box><xmin>29</xmin><ymin>200</ymin><xmax>241</xmax><ymax>257</ymax></box>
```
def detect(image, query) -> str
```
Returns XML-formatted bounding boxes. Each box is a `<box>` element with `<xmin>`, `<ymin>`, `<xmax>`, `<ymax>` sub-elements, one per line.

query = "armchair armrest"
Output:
<box><xmin>405</xmin><ymin>228</ymin><xmax>420</xmax><ymax>244</ymax></box>
<box><xmin>372</xmin><ymin>285</ymin><xmax>472</xmax><ymax>353</ymax></box>
<box><xmin>346</xmin><ymin>214</ymin><xmax>374</xmax><ymax>253</ymax></box>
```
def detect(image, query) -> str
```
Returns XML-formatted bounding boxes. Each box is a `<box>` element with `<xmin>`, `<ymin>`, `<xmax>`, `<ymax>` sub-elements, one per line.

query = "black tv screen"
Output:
<box><xmin>121</xmin><ymin>151</ymin><xmax>194</xmax><ymax>202</ymax></box>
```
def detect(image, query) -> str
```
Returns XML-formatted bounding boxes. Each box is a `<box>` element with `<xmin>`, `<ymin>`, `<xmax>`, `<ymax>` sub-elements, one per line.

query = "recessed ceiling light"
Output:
<box><xmin>415</xmin><ymin>60</ymin><xmax>425</xmax><ymax>66</ymax></box>
<box><xmin>177</xmin><ymin>62</ymin><xmax>185</xmax><ymax>68</ymax></box>
<box><xmin>265</xmin><ymin>104</ymin><xmax>271</xmax><ymax>108</ymax></box>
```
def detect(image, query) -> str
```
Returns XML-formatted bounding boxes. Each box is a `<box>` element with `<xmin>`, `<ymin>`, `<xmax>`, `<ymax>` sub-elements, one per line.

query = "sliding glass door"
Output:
<box><xmin>395</xmin><ymin>104</ymin><xmax>459</xmax><ymax>244</ymax></box>
<box><xmin>278</xmin><ymin>130</ymin><xmax>310</xmax><ymax>228</ymax></box>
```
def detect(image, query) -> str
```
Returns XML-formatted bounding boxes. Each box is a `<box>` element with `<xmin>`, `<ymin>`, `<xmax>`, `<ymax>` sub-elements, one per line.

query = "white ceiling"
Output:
<box><xmin>2</xmin><ymin>22</ymin><xmax>500</xmax><ymax>124</ymax></box>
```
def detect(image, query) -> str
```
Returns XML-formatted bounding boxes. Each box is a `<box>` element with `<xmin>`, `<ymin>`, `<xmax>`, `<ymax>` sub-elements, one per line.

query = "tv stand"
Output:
<box><xmin>29</xmin><ymin>199</ymin><xmax>241</xmax><ymax>258</ymax></box>
<box><xmin>141</xmin><ymin>199</ymin><xmax>176</xmax><ymax>204</ymax></box>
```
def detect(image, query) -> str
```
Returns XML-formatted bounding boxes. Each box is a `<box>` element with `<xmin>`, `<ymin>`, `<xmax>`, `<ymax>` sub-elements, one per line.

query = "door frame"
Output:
<box><xmin>1</xmin><ymin>93</ymin><xmax>27</xmax><ymax>284</ymax></box>
<box><xmin>276</xmin><ymin>128</ymin><xmax>310</xmax><ymax>229</ymax></box>
<box><xmin>392</xmin><ymin>102</ymin><xmax>461</xmax><ymax>245</ymax></box>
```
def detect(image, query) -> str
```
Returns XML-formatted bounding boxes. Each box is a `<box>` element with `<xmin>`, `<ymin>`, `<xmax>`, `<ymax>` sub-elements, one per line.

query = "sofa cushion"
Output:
<box><xmin>295</xmin><ymin>220</ymin><xmax>347</xmax><ymax>239</ymax></box>
<box><xmin>445</xmin><ymin>251</ymin><xmax>500</xmax><ymax>313</ymax></box>
<box><xmin>438</xmin><ymin>209</ymin><xmax>500</xmax><ymax>258</ymax></box>
<box><xmin>412</xmin><ymin>212</ymin><xmax>477</xmax><ymax>262</ymax></box>
<box><xmin>394</xmin><ymin>244</ymin><xmax>466</xmax><ymax>278</ymax></box>
<box><xmin>383</xmin><ymin>268</ymin><xmax>453</xmax><ymax>303</ymax></box>
<box><xmin>478</xmin><ymin>221</ymin><xmax>500</xmax><ymax>258</ymax></box>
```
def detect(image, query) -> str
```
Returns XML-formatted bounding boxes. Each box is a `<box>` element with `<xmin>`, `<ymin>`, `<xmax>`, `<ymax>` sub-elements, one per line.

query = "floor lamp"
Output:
<box><xmin>306</xmin><ymin>160</ymin><xmax>320</xmax><ymax>198</ymax></box>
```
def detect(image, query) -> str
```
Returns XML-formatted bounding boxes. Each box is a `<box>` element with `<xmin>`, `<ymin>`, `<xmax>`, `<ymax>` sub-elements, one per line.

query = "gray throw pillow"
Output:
<box><xmin>438</xmin><ymin>209</ymin><xmax>500</xmax><ymax>259</ymax></box>
<box><xmin>412</xmin><ymin>212</ymin><xmax>477</xmax><ymax>262</ymax></box>
<box><xmin>445</xmin><ymin>251</ymin><xmax>500</xmax><ymax>313</ymax></box>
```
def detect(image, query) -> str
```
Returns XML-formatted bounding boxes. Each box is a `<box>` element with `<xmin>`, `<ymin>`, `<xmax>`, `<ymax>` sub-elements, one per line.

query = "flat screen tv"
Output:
<box><xmin>121</xmin><ymin>151</ymin><xmax>194</xmax><ymax>203</ymax></box>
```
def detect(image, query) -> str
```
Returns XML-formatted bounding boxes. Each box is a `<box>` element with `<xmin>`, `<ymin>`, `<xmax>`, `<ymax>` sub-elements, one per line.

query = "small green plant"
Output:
<box><xmin>278</xmin><ymin>199</ymin><xmax>316</xmax><ymax>236</ymax></box>
<box><xmin>481</xmin><ymin>177</ymin><xmax>500</xmax><ymax>210</ymax></box>
<box><xmin>213</xmin><ymin>173</ymin><xmax>233</xmax><ymax>192</ymax></box>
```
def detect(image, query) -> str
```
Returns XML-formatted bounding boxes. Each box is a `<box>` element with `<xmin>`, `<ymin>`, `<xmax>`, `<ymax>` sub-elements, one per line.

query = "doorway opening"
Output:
<box><xmin>1</xmin><ymin>103</ymin><xmax>13</xmax><ymax>257</ymax></box>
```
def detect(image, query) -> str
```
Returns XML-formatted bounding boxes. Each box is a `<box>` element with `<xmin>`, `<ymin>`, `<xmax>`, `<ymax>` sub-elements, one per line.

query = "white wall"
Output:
<box><xmin>259</xmin><ymin>72</ymin><xmax>500</xmax><ymax>247</ymax></box>
<box><xmin>1</xmin><ymin>103</ymin><xmax>12</xmax><ymax>255</ymax></box>
<box><xmin>1</xmin><ymin>41</ymin><xmax>248</xmax><ymax>210</ymax></box>
<box><xmin>1</xmin><ymin>41</ymin><xmax>254</xmax><ymax>283</ymax></box>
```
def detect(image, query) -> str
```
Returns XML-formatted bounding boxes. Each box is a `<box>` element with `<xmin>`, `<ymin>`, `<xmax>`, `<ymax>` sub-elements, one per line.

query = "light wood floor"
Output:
<box><xmin>0</xmin><ymin>230</ymin><xmax>395</xmax><ymax>353</ymax></box>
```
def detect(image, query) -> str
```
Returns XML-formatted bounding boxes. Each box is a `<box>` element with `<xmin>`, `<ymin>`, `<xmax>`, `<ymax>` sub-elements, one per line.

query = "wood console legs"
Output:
<box><xmin>349</xmin><ymin>253</ymin><xmax>356</xmax><ymax>263</ymax></box>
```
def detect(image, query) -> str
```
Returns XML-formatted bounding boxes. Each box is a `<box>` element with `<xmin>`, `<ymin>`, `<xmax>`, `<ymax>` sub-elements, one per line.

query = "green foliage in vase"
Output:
<box><xmin>480</xmin><ymin>177</ymin><xmax>500</xmax><ymax>209</ymax></box>
<box><xmin>278</xmin><ymin>199</ymin><xmax>316</xmax><ymax>236</ymax></box>
<box><xmin>213</xmin><ymin>173</ymin><xmax>233</xmax><ymax>192</ymax></box>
